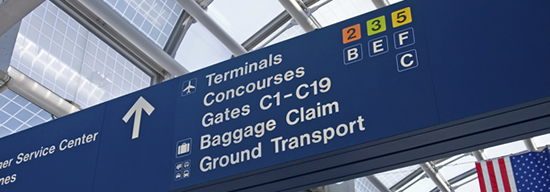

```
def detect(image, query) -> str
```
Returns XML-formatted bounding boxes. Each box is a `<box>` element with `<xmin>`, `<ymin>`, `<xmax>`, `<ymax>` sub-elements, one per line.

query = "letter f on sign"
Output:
<box><xmin>123</xmin><ymin>96</ymin><xmax>155</xmax><ymax>139</ymax></box>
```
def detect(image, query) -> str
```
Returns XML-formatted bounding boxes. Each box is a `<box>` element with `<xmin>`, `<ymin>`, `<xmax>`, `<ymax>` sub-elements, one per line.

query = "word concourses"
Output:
<box><xmin>203</xmin><ymin>54</ymin><xmax>306</xmax><ymax>107</ymax></box>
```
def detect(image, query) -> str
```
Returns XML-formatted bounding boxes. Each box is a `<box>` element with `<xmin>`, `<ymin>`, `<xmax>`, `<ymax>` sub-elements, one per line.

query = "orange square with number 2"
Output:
<box><xmin>342</xmin><ymin>24</ymin><xmax>361</xmax><ymax>44</ymax></box>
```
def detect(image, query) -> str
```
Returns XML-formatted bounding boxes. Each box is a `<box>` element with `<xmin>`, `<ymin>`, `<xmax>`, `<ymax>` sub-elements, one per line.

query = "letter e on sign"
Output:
<box><xmin>392</xmin><ymin>7</ymin><xmax>412</xmax><ymax>28</ymax></box>
<box><xmin>342</xmin><ymin>24</ymin><xmax>361</xmax><ymax>44</ymax></box>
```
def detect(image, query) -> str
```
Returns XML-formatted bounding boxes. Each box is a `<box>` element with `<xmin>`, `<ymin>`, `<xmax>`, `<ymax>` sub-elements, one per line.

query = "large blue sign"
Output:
<box><xmin>1</xmin><ymin>0</ymin><xmax>550</xmax><ymax>191</ymax></box>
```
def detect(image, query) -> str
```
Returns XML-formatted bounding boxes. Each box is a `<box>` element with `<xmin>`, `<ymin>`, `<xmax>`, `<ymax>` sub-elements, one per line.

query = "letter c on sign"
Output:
<box><xmin>400</xmin><ymin>53</ymin><xmax>414</xmax><ymax>67</ymax></box>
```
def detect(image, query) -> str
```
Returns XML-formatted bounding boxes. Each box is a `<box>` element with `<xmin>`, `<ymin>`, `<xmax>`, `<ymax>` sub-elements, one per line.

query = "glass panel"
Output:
<box><xmin>355</xmin><ymin>177</ymin><xmax>381</xmax><ymax>192</ymax></box>
<box><xmin>403</xmin><ymin>177</ymin><xmax>436</xmax><ymax>192</ymax></box>
<box><xmin>265</xmin><ymin>23</ymin><xmax>305</xmax><ymax>47</ymax></box>
<box><xmin>375</xmin><ymin>165</ymin><xmax>419</xmax><ymax>188</ymax></box>
<box><xmin>453</xmin><ymin>174</ymin><xmax>480</xmax><ymax>192</ymax></box>
<box><xmin>0</xmin><ymin>89</ymin><xmax>52</xmax><ymax>138</ymax></box>
<box><xmin>103</xmin><ymin>0</ymin><xmax>183</xmax><ymax>47</ymax></box>
<box><xmin>10</xmin><ymin>1</ymin><xmax>150</xmax><ymax>109</ymax></box>
<box><xmin>250</xmin><ymin>19</ymin><xmax>297</xmax><ymax>50</ymax></box>
<box><xmin>312</xmin><ymin>0</ymin><xmax>377</xmax><ymax>27</ymax></box>
<box><xmin>437</xmin><ymin>154</ymin><xmax>476</xmax><ymax>181</ymax></box>
<box><xmin>208</xmin><ymin>0</ymin><xmax>285</xmax><ymax>43</ymax></box>
<box><xmin>174</xmin><ymin>22</ymin><xmax>232</xmax><ymax>72</ymax></box>
<box><xmin>253</xmin><ymin>0</ymin><xmax>376</xmax><ymax>50</ymax></box>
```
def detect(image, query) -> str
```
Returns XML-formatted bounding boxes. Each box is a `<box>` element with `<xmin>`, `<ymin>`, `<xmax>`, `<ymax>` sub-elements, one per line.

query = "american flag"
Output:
<box><xmin>475</xmin><ymin>148</ymin><xmax>550</xmax><ymax>192</ymax></box>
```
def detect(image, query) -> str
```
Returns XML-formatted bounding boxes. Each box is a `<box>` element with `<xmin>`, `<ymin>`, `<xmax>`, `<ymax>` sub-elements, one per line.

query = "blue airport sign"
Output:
<box><xmin>1</xmin><ymin>0</ymin><xmax>550</xmax><ymax>191</ymax></box>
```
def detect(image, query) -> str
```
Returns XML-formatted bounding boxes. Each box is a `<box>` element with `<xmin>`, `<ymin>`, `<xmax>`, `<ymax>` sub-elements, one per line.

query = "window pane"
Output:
<box><xmin>355</xmin><ymin>177</ymin><xmax>381</xmax><ymax>192</ymax></box>
<box><xmin>174</xmin><ymin>22</ymin><xmax>232</xmax><ymax>72</ymax></box>
<box><xmin>103</xmin><ymin>0</ymin><xmax>183</xmax><ymax>47</ymax></box>
<box><xmin>0</xmin><ymin>89</ymin><xmax>52</xmax><ymax>138</ymax></box>
<box><xmin>375</xmin><ymin>165</ymin><xmax>419</xmax><ymax>188</ymax></box>
<box><xmin>208</xmin><ymin>0</ymin><xmax>284</xmax><ymax>43</ymax></box>
<box><xmin>312</xmin><ymin>0</ymin><xmax>376</xmax><ymax>27</ymax></box>
<box><xmin>10</xmin><ymin>1</ymin><xmax>151</xmax><ymax>110</ymax></box>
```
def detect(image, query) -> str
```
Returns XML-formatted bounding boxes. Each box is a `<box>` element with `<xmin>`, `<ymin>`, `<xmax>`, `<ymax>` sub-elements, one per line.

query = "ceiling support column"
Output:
<box><xmin>420</xmin><ymin>162</ymin><xmax>452</xmax><ymax>192</ymax></box>
<box><xmin>6</xmin><ymin>67</ymin><xmax>80</xmax><ymax>117</ymax></box>
<box><xmin>371</xmin><ymin>0</ymin><xmax>390</xmax><ymax>9</ymax></box>
<box><xmin>366</xmin><ymin>175</ymin><xmax>391</xmax><ymax>192</ymax></box>
<box><xmin>0</xmin><ymin>0</ymin><xmax>44</xmax><ymax>36</ymax></box>
<box><xmin>176</xmin><ymin>0</ymin><xmax>248</xmax><ymax>57</ymax></box>
<box><xmin>278</xmin><ymin>0</ymin><xmax>316</xmax><ymax>32</ymax></box>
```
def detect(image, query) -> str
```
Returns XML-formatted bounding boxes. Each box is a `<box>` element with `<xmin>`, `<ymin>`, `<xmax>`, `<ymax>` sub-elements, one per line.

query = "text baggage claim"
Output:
<box><xmin>196</xmin><ymin>54</ymin><xmax>365</xmax><ymax>173</ymax></box>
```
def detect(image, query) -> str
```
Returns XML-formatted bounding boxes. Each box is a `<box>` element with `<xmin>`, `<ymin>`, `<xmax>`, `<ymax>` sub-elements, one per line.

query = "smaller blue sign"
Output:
<box><xmin>343</xmin><ymin>43</ymin><xmax>363</xmax><ymax>65</ymax></box>
<box><xmin>396</xmin><ymin>49</ymin><xmax>419</xmax><ymax>72</ymax></box>
<box><xmin>368</xmin><ymin>35</ymin><xmax>389</xmax><ymax>57</ymax></box>
<box><xmin>394</xmin><ymin>27</ymin><xmax>415</xmax><ymax>49</ymax></box>
<box><xmin>181</xmin><ymin>78</ymin><xmax>197</xmax><ymax>97</ymax></box>
<box><xmin>176</xmin><ymin>138</ymin><xmax>192</xmax><ymax>158</ymax></box>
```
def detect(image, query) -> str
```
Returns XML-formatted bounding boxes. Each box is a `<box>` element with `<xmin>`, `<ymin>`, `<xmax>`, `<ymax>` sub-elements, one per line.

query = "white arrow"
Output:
<box><xmin>122</xmin><ymin>96</ymin><xmax>155</xmax><ymax>139</ymax></box>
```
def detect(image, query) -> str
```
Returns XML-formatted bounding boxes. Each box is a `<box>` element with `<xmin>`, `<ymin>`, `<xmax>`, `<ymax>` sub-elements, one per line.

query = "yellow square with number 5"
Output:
<box><xmin>367</xmin><ymin>16</ymin><xmax>386</xmax><ymax>36</ymax></box>
<box><xmin>392</xmin><ymin>7</ymin><xmax>412</xmax><ymax>28</ymax></box>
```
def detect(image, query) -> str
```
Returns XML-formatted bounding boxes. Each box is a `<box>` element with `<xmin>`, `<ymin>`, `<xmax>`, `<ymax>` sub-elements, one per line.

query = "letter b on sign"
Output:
<box><xmin>343</xmin><ymin>44</ymin><xmax>363</xmax><ymax>65</ymax></box>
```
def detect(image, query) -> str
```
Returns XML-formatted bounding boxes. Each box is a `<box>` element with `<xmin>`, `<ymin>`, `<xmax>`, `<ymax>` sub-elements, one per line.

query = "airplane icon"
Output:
<box><xmin>183</xmin><ymin>81</ymin><xmax>195</xmax><ymax>94</ymax></box>
<box><xmin>181</xmin><ymin>78</ymin><xmax>197</xmax><ymax>97</ymax></box>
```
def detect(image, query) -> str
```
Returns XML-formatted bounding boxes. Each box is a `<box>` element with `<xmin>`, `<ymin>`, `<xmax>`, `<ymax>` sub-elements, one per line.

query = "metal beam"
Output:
<box><xmin>0</xmin><ymin>69</ymin><xmax>9</xmax><ymax>93</ymax></box>
<box><xmin>176</xmin><ymin>0</ymin><xmax>247</xmax><ymax>57</ymax></box>
<box><xmin>164</xmin><ymin>12</ymin><xmax>194</xmax><ymax>57</ymax></box>
<box><xmin>278</xmin><ymin>0</ymin><xmax>316</xmax><ymax>32</ymax></box>
<box><xmin>523</xmin><ymin>138</ymin><xmax>537</xmax><ymax>151</ymax></box>
<box><xmin>242</xmin><ymin>11</ymin><xmax>291</xmax><ymax>51</ymax></box>
<box><xmin>419</xmin><ymin>162</ymin><xmax>451</xmax><ymax>192</ymax></box>
<box><xmin>6</xmin><ymin>67</ymin><xmax>80</xmax><ymax>117</ymax></box>
<box><xmin>366</xmin><ymin>175</ymin><xmax>391</xmax><ymax>192</ymax></box>
<box><xmin>77</xmin><ymin>0</ymin><xmax>188</xmax><ymax>78</ymax></box>
<box><xmin>241</xmin><ymin>0</ymin><xmax>320</xmax><ymax>50</ymax></box>
<box><xmin>52</xmin><ymin>0</ymin><xmax>188</xmax><ymax>81</ymax></box>
<box><xmin>0</xmin><ymin>21</ymin><xmax>20</xmax><ymax>72</ymax></box>
<box><xmin>390</xmin><ymin>158</ymin><xmax>447</xmax><ymax>191</ymax></box>
<box><xmin>390</xmin><ymin>167</ymin><xmax>423</xmax><ymax>191</ymax></box>
<box><xmin>0</xmin><ymin>0</ymin><xmax>44</xmax><ymax>37</ymax></box>
<box><xmin>164</xmin><ymin>0</ymin><xmax>212</xmax><ymax>57</ymax></box>
<box><xmin>471</xmin><ymin>150</ymin><xmax>486</xmax><ymax>161</ymax></box>
<box><xmin>371</xmin><ymin>0</ymin><xmax>390</xmax><ymax>9</ymax></box>
<box><xmin>430</xmin><ymin>168</ymin><xmax>478</xmax><ymax>192</ymax></box>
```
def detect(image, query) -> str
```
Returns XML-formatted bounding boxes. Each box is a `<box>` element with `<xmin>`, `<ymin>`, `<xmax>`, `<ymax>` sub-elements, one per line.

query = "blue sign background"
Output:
<box><xmin>170</xmin><ymin>0</ymin><xmax>440</xmax><ymax>188</ymax></box>
<box><xmin>0</xmin><ymin>0</ymin><xmax>550</xmax><ymax>191</ymax></box>
<box><xmin>0</xmin><ymin>105</ymin><xmax>104</xmax><ymax>191</ymax></box>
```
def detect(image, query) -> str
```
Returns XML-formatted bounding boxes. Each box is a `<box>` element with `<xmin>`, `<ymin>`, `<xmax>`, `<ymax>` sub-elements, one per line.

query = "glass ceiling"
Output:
<box><xmin>11</xmin><ymin>1</ymin><xmax>150</xmax><ymax>109</ymax></box>
<box><xmin>103</xmin><ymin>0</ymin><xmax>183</xmax><ymax>48</ymax></box>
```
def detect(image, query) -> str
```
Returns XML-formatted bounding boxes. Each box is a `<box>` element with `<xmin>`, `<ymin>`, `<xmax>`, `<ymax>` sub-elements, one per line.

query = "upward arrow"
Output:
<box><xmin>122</xmin><ymin>96</ymin><xmax>155</xmax><ymax>139</ymax></box>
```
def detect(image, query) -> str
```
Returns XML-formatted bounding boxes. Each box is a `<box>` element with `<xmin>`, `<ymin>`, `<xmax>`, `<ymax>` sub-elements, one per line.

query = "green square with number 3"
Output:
<box><xmin>367</xmin><ymin>16</ymin><xmax>386</xmax><ymax>36</ymax></box>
